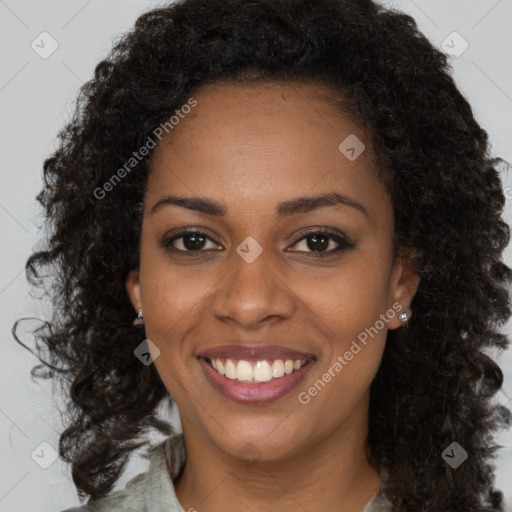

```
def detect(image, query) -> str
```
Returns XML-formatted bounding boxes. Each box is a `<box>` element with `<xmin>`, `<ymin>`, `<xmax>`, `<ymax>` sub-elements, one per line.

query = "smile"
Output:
<box><xmin>196</xmin><ymin>344</ymin><xmax>316</xmax><ymax>403</ymax></box>
<box><xmin>207</xmin><ymin>357</ymin><xmax>308</xmax><ymax>383</ymax></box>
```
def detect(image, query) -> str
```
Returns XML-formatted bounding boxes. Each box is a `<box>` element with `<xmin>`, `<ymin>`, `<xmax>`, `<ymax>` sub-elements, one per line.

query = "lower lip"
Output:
<box><xmin>198</xmin><ymin>357</ymin><xmax>314</xmax><ymax>404</ymax></box>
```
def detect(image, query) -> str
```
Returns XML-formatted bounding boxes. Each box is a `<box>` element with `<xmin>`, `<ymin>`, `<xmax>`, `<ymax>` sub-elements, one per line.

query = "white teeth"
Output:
<box><xmin>271</xmin><ymin>360</ymin><xmax>285</xmax><ymax>378</ymax></box>
<box><xmin>254</xmin><ymin>361</ymin><xmax>273</xmax><ymax>382</ymax></box>
<box><xmin>225</xmin><ymin>359</ymin><xmax>237</xmax><ymax>380</ymax></box>
<box><xmin>209</xmin><ymin>357</ymin><xmax>307</xmax><ymax>382</ymax></box>
<box><xmin>292</xmin><ymin>359</ymin><xmax>307</xmax><ymax>370</ymax></box>
<box><xmin>236</xmin><ymin>360</ymin><xmax>253</xmax><ymax>381</ymax></box>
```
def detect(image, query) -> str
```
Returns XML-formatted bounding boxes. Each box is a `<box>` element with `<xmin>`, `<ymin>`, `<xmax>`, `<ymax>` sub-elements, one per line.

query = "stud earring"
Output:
<box><xmin>398</xmin><ymin>311</ymin><xmax>408</xmax><ymax>324</ymax></box>
<box><xmin>133</xmin><ymin>308</ymin><xmax>144</xmax><ymax>326</ymax></box>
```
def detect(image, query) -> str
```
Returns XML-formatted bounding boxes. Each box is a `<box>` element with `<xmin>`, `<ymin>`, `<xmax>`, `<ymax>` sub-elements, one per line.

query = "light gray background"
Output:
<box><xmin>1</xmin><ymin>0</ymin><xmax>511</xmax><ymax>510</ymax></box>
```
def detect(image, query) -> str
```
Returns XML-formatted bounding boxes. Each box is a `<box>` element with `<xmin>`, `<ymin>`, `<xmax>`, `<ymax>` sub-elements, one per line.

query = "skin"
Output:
<box><xmin>125</xmin><ymin>81</ymin><xmax>420</xmax><ymax>512</ymax></box>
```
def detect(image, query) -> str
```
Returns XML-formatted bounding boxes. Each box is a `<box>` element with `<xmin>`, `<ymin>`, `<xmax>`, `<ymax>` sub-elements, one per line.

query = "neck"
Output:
<box><xmin>174</xmin><ymin>408</ymin><xmax>381</xmax><ymax>512</ymax></box>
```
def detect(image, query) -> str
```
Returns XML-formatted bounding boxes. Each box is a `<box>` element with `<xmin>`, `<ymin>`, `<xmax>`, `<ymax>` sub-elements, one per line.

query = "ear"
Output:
<box><xmin>387</xmin><ymin>249</ymin><xmax>420</xmax><ymax>330</ymax></box>
<box><xmin>125</xmin><ymin>269</ymin><xmax>142</xmax><ymax>313</ymax></box>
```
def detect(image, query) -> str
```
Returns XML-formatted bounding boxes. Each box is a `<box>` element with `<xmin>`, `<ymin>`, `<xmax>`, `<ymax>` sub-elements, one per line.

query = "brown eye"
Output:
<box><xmin>161</xmin><ymin>230</ymin><xmax>222</xmax><ymax>255</ymax></box>
<box><xmin>289</xmin><ymin>230</ymin><xmax>354</xmax><ymax>257</ymax></box>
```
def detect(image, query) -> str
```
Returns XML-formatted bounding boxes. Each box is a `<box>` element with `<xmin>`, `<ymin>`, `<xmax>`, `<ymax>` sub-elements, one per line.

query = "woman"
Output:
<box><xmin>14</xmin><ymin>0</ymin><xmax>512</xmax><ymax>510</ymax></box>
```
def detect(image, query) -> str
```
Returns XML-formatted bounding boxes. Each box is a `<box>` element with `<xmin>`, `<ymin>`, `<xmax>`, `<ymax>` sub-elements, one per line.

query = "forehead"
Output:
<box><xmin>146</xmin><ymin>81</ymin><xmax>389</xmax><ymax>223</ymax></box>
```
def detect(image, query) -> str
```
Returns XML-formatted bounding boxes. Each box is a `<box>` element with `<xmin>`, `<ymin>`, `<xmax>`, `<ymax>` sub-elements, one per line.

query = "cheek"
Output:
<box><xmin>138</xmin><ymin>257</ymin><xmax>222</xmax><ymax>366</ymax></box>
<box><xmin>293</xmin><ymin>272</ymin><xmax>389</xmax><ymax>420</ymax></box>
<box><xmin>138</xmin><ymin>231</ymin><xmax>216</xmax><ymax>323</ymax></box>
<box><xmin>293</xmin><ymin>248</ymin><xmax>393</xmax><ymax>337</ymax></box>
<box><xmin>139</xmin><ymin>266</ymin><xmax>210</xmax><ymax>404</ymax></box>
<box><xmin>291</xmin><ymin>249</ymin><xmax>392</xmax><ymax>389</ymax></box>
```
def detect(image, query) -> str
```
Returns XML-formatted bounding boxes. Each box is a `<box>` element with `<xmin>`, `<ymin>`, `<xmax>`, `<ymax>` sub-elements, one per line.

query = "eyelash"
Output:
<box><xmin>160</xmin><ymin>228</ymin><xmax>354</xmax><ymax>258</ymax></box>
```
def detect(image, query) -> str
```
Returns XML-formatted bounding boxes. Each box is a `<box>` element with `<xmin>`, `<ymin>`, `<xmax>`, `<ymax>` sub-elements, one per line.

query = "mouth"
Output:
<box><xmin>196</xmin><ymin>344</ymin><xmax>316</xmax><ymax>404</ymax></box>
<box><xmin>201</xmin><ymin>356</ymin><xmax>308</xmax><ymax>383</ymax></box>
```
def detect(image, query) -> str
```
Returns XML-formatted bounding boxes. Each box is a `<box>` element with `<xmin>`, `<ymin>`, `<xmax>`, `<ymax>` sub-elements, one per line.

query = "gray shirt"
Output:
<box><xmin>62</xmin><ymin>433</ymin><xmax>392</xmax><ymax>511</ymax></box>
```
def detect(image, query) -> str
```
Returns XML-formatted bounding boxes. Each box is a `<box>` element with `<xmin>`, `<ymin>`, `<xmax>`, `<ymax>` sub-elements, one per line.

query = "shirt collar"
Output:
<box><xmin>144</xmin><ymin>432</ymin><xmax>187</xmax><ymax>512</ymax></box>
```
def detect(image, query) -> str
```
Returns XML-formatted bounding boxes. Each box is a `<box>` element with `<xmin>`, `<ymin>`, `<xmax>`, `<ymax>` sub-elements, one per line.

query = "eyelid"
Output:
<box><xmin>288</xmin><ymin>228</ymin><xmax>354</xmax><ymax>256</ymax></box>
<box><xmin>161</xmin><ymin>228</ymin><xmax>223</xmax><ymax>254</ymax></box>
<box><xmin>161</xmin><ymin>226</ymin><xmax>355</xmax><ymax>259</ymax></box>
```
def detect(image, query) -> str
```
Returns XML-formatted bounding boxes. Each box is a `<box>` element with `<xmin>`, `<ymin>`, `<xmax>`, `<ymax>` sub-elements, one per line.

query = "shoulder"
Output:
<box><xmin>363</xmin><ymin>490</ymin><xmax>393</xmax><ymax>512</ymax></box>
<box><xmin>59</xmin><ymin>432</ymin><xmax>186</xmax><ymax>512</ymax></box>
<box><xmin>59</xmin><ymin>472</ymin><xmax>147</xmax><ymax>512</ymax></box>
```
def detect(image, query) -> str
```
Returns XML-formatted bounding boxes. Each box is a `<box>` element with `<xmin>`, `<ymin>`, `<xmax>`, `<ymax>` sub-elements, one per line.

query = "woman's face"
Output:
<box><xmin>126</xmin><ymin>81</ymin><xmax>419</xmax><ymax>462</ymax></box>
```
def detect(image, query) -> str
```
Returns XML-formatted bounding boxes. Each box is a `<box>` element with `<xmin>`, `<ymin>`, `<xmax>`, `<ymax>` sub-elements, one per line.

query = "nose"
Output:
<box><xmin>210</xmin><ymin>248</ymin><xmax>296</xmax><ymax>330</ymax></box>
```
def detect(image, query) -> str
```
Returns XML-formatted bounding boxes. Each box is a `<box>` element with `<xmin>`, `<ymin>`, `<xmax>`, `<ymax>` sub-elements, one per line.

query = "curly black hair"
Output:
<box><xmin>13</xmin><ymin>0</ymin><xmax>512</xmax><ymax>510</ymax></box>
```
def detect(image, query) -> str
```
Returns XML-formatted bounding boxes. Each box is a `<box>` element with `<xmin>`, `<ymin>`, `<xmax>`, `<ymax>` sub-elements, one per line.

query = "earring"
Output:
<box><xmin>398</xmin><ymin>311</ymin><xmax>408</xmax><ymax>324</ymax></box>
<box><xmin>133</xmin><ymin>308</ymin><xmax>144</xmax><ymax>326</ymax></box>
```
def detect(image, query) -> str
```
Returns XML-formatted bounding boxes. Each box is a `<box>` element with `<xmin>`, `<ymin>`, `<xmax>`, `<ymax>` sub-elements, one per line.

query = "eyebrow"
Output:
<box><xmin>149</xmin><ymin>192</ymin><xmax>368</xmax><ymax>218</ymax></box>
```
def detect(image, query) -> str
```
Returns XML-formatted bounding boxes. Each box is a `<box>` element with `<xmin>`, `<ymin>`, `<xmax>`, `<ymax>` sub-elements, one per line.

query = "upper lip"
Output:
<box><xmin>197</xmin><ymin>344</ymin><xmax>316</xmax><ymax>361</ymax></box>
